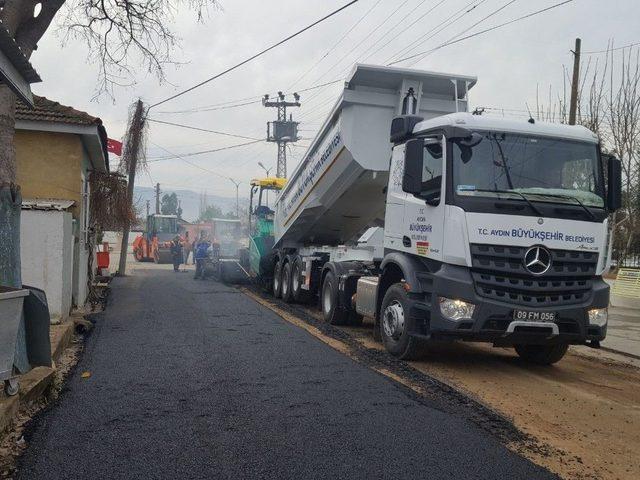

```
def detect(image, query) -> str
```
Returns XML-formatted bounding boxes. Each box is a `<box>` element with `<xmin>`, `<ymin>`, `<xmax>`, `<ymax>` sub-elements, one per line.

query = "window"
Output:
<box><xmin>453</xmin><ymin>132</ymin><xmax>604</xmax><ymax>207</ymax></box>
<box><xmin>422</xmin><ymin>140</ymin><xmax>443</xmax><ymax>183</ymax></box>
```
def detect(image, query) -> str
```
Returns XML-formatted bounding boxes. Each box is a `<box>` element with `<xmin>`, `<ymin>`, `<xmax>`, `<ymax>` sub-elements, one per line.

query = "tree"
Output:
<box><xmin>533</xmin><ymin>45</ymin><xmax>640</xmax><ymax>267</ymax></box>
<box><xmin>0</xmin><ymin>0</ymin><xmax>219</xmax><ymax>286</ymax></box>
<box><xmin>160</xmin><ymin>192</ymin><xmax>179</xmax><ymax>216</ymax></box>
<box><xmin>198</xmin><ymin>204</ymin><xmax>224</xmax><ymax>222</ymax></box>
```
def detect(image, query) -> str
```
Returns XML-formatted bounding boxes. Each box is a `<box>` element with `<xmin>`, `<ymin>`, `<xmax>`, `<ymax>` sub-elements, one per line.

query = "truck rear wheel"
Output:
<box><xmin>514</xmin><ymin>343</ymin><xmax>569</xmax><ymax>365</ymax></box>
<box><xmin>380</xmin><ymin>284</ymin><xmax>423</xmax><ymax>360</ymax></box>
<box><xmin>291</xmin><ymin>257</ymin><xmax>308</xmax><ymax>303</ymax></box>
<box><xmin>281</xmin><ymin>260</ymin><xmax>294</xmax><ymax>303</ymax></box>
<box><xmin>273</xmin><ymin>259</ymin><xmax>283</xmax><ymax>298</ymax></box>
<box><xmin>321</xmin><ymin>271</ymin><xmax>348</xmax><ymax>325</ymax></box>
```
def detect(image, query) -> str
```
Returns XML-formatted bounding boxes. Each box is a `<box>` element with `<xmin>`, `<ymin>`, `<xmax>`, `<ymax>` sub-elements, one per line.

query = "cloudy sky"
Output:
<box><xmin>30</xmin><ymin>0</ymin><xmax>638</xmax><ymax>197</ymax></box>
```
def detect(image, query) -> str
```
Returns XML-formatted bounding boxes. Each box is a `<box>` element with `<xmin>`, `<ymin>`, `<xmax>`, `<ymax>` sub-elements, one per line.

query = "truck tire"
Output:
<box><xmin>281</xmin><ymin>260</ymin><xmax>294</xmax><ymax>303</ymax></box>
<box><xmin>380</xmin><ymin>284</ymin><xmax>423</xmax><ymax>360</ymax></box>
<box><xmin>514</xmin><ymin>343</ymin><xmax>569</xmax><ymax>365</ymax></box>
<box><xmin>273</xmin><ymin>259</ymin><xmax>283</xmax><ymax>298</ymax></box>
<box><xmin>321</xmin><ymin>271</ymin><xmax>348</xmax><ymax>325</ymax></box>
<box><xmin>291</xmin><ymin>257</ymin><xmax>308</xmax><ymax>303</ymax></box>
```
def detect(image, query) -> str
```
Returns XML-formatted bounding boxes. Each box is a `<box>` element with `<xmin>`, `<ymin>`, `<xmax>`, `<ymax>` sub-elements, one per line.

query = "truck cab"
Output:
<box><xmin>375</xmin><ymin>112</ymin><xmax>622</xmax><ymax>362</ymax></box>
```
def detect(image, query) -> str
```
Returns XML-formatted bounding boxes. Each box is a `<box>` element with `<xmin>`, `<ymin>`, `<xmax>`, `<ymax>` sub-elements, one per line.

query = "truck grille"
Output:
<box><xmin>470</xmin><ymin>244</ymin><xmax>598</xmax><ymax>306</ymax></box>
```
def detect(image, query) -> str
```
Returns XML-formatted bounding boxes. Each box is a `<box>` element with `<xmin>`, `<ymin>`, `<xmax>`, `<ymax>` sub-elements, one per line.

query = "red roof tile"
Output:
<box><xmin>16</xmin><ymin>95</ymin><xmax>102</xmax><ymax>126</ymax></box>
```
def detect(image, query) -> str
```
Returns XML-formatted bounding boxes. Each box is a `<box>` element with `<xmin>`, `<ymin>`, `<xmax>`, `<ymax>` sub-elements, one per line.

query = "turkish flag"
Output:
<box><xmin>107</xmin><ymin>138</ymin><xmax>123</xmax><ymax>156</ymax></box>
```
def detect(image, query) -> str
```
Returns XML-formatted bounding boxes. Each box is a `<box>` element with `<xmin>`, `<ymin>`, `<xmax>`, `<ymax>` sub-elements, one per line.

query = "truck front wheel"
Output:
<box><xmin>514</xmin><ymin>343</ymin><xmax>569</xmax><ymax>365</ymax></box>
<box><xmin>321</xmin><ymin>271</ymin><xmax>348</xmax><ymax>325</ymax></box>
<box><xmin>380</xmin><ymin>284</ymin><xmax>423</xmax><ymax>360</ymax></box>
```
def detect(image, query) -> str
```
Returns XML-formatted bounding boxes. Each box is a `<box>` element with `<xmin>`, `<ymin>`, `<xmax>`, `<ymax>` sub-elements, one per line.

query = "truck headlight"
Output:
<box><xmin>439</xmin><ymin>297</ymin><xmax>475</xmax><ymax>321</ymax></box>
<box><xmin>588</xmin><ymin>308</ymin><xmax>608</xmax><ymax>327</ymax></box>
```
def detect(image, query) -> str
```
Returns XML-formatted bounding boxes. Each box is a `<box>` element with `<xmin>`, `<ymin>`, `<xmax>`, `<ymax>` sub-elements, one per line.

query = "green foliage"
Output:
<box><xmin>161</xmin><ymin>192</ymin><xmax>181</xmax><ymax>217</ymax></box>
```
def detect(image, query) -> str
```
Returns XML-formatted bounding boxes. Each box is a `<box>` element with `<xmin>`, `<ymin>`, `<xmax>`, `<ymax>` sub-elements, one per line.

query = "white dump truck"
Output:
<box><xmin>263</xmin><ymin>64</ymin><xmax>622</xmax><ymax>364</ymax></box>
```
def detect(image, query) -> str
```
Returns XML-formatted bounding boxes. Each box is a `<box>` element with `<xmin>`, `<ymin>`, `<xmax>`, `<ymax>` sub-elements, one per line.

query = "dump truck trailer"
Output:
<box><xmin>263</xmin><ymin>64</ymin><xmax>622</xmax><ymax>364</ymax></box>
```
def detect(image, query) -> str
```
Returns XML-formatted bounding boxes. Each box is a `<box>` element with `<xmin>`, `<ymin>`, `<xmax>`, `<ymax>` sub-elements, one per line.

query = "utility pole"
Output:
<box><xmin>263</xmin><ymin>91</ymin><xmax>301</xmax><ymax>178</ymax></box>
<box><xmin>569</xmin><ymin>38</ymin><xmax>581</xmax><ymax>125</ymax></box>
<box><xmin>118</xmin><ymin>99</ymin><xmax>146</xmax><ymax>276</ymax></box>
<box><xmin>229</xmin><ymin>178</ymin><xmax>241</xmax><ymax>218</ymax></box>
<box><xmin>146</xmin><ymin>200</ymin><xmax>150</xmax><ymax>218</ymax></box>
<box><xmin>155</xmin><ymin>182</ymin><xmax>161</xmax><ymax>214</ymax></box>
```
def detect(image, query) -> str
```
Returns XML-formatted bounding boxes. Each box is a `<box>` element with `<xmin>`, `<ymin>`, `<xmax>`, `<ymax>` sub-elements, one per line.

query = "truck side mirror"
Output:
<box><xmin>402</xmin><ymin>139</ymin><xmax>423</xmax><ymax>195</ymax></box>
<box><xmin>607</xmin><ymin>155</ymin><xmax>622</xmax><ymax>211</ymax></box>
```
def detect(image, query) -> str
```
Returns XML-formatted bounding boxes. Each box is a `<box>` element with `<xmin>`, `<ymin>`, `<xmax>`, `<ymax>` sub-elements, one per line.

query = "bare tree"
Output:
<box><xmin>608</xmin><ymin>48</ymin><xmax>640</xmax><ymax>265</ymax></box>
<box><xmin>532</xmin><ymin>45</ymin><xmax>640</xmax><ymax>267</ymax></box>
<box><xmin>0</xmin><ymin>0</ymin><xmax>220</xmax><ymax>286</ymax></box>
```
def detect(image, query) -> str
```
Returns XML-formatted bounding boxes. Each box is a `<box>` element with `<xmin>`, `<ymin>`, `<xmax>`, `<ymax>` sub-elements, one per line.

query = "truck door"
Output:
<box><xmin>384</xmin><ymin>146</ymin><xmax>407</xmax><ymax>249</ymax></box>
<box><xmin>405</xmin><ymin>136</ymin><xmax>446</xmax><ymax>259</ymax></box>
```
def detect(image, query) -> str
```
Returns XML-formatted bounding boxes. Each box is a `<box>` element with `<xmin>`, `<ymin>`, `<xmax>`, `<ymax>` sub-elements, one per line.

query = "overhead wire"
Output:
<box><xmin>389</xmin><ymin>0</ymin><xmax>575</xmax><ymax>65</ymax></box>
<box><xmin>149</xmin><ymin>0</ymin><xmax>359</xmax><ymax>109</ymax></box>
<box><xmin>583</xmin><ymin>41</ymin><xmax>640</xmax><ymax>55</ymax></box>
<box><xmin>148</xmin><ymin>139</ymin><xmax>265</xmax><ymax>163</ymax></box>
<box><xmin>384</xmin><ymin>0</ymin><xmax>485</xmax><ymax>64</ymax></box>
<box><xmin>361</xmin><ymin>0</ymin><xmax>449</xmax><ymax>63</ymax></box>
<box><xmin>147</xmin><ymin>118</ymin><xmax>263</xmax><ymax>141</ymax></box>
<box><xmin>403</xmin><ymin>0</ymin><xmax>517</xmax><ymax>67</ymax></box>
<box><xmin>287</xmin><ymin>0</ymin><xmax>385</xmax><ymax>91</ymax></box>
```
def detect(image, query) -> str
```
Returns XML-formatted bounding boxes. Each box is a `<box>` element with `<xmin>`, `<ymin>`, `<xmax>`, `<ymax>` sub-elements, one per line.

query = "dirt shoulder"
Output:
<box><xmin>243</xmin><ymin>287</ymin><xmax>640</xmax><ymax>480</ymax></box>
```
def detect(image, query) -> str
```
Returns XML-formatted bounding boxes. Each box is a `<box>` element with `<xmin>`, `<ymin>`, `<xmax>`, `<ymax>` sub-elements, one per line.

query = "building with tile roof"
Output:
<box><xmin>14</xmin><ymin>95</ymin><xmax>110</xmax><ymax>313</ymax></box>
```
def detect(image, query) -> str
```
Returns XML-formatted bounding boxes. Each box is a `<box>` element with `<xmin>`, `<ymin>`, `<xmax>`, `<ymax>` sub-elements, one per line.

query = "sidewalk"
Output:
<box><xmin>604</xmin><ymin>306</ymin><xmax>640</xmax><ymax>359</ymax></box>
<box><xmin>0</xmin><ymin>319</ymin><xmax>76</xmax><ymax>434</ymax></box>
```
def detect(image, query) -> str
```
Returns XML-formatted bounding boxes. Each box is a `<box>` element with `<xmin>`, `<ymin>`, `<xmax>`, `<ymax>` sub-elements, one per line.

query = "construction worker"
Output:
<box><xmin>183</xmin><ymin>231</ymin><xmax>192</xmax><ymax>265</ymax></box>
<box><xmin>194</xmin><ymin>233</ymin><xmax>211</xmax><ymax>280</ymax></box>
<box><xmin>170</xmin><ymin>236</ymin><xmax>183</xmax><ymax>272</ymax></box>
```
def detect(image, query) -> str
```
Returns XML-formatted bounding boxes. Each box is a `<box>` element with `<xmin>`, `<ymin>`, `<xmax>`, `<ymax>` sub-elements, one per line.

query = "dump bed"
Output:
<box><xmin>274</xmin><ymin>64</ymin><xmax>476</xmax><ymax>248</ymax></box>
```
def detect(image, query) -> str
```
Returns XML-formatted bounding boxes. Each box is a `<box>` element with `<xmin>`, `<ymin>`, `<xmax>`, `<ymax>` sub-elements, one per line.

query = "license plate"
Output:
<box><xmin>512</xmin><ymin>310</ymin><xmax>557</xmax><ymax>322</ymax></box>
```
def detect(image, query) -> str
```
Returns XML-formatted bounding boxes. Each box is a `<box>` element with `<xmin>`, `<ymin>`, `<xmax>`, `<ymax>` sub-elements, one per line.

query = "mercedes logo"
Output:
<box><xmin>523</xmin><ymin>246</ymin><xmax>552</xmax><ymax>275</ymax></box>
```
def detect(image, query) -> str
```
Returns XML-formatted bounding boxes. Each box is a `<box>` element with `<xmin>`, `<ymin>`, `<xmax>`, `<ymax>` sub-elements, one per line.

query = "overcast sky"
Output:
<box><xmin>30</xmin><ymin>0</ymin><xmax>639</xmax><ymax>197</ymax></box>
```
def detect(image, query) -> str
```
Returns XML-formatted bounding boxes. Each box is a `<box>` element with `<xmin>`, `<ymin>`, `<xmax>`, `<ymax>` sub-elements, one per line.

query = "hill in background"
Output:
<box><xmin>133</xmin><ymin>186</ymin><xmax>248</xmax><ymax>223</ymax></box>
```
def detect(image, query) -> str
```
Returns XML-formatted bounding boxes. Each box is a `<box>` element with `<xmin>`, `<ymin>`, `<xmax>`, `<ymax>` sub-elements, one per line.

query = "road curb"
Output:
<box><xmin>601</xmin><ymin>346</ymin><xmax>640</xmax><ymax>361</ymax></box>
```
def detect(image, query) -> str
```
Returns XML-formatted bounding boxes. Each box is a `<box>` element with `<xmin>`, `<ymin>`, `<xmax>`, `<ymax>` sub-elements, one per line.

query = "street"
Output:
<box><xmin>15</xmin><ymin>267</ymin><xmax>554</xmax><ymax>479</ymax></box>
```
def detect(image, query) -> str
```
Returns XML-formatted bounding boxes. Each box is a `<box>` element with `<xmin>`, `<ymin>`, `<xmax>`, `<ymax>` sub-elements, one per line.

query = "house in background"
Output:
<box><xmin>15</xmin><ymin>96</ymin><xmax>109</xmax><ymax>321</ymax></box>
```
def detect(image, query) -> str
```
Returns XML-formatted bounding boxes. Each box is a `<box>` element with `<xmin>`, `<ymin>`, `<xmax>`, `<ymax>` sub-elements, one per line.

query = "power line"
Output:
<box><xmin>287</xmin><ymin>0</ymin><xmax>384</xmax><ymax>90</ymax></box>
<box><xmin>149</xmin><ymin>1</ymin><xmax>359</xmax><ymax>109</ymax></box>
<box><xmin>151</xmin><ymin>142</ymin><xmax>231</xmax><ymax>180</ymax></box>
<box><xmin>583</xmin><ymin>41</ymin><xmax>640</xmax><ymax>55</ymax></box>
<box><xmin>361</xmin><ymin>0</ymin><xmax>448</xmax><ymax>63</ymax></box>
<box><xmin>389</xmin><ymin>0</ymin><xmax>575</xmax><ymax>65</ymax></box>
<box><xmin>157</xmin><ymin>99</ymin><xmax>262</xmax><ymax>115</ymax></box>
<box><xmin>404</xmin><ymin>0</ymin><xmax>515</xmax><ymax>67</ymax></box>
<box><xmin>148</xmin><ymin>139</ymin><xmax>265</xmax><ymax>163</ymax></box>
<box><xmin>147</xmin><ymin>118</ymin><xmax>262</xmax><ymax>141</ymax></box>
<box><xmin>300</xmin><ymin>0</ymin><xmax>414</xmax><ymax>106</ymax></box>
<box><xmin>155</xmin><ymin>79</ymin><xmax>344</xmax><ymax>116</ymax></box>
<box><xmin>384</xmin><ymin>0</ymin><xmax>481</xmax><ymax>64</ymax></box>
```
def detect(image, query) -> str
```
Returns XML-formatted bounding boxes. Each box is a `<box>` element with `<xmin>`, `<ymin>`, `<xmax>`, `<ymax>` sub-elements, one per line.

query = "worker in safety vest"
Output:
<box><xmin>193</xmin><ymin>233</ymin><xmax>211</xmax><ymax>280</ymax></box>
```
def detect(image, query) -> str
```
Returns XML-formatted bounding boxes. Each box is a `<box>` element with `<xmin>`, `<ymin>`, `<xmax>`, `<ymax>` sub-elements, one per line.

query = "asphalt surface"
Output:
<box><xmin>17</xmin><ymin>268</ymin><xmax>557</xmax><ymax>479</ymax></box>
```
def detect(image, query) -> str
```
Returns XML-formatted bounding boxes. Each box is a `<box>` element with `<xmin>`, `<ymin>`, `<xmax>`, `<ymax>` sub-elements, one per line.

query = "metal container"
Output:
<box><xmin>0</xmin><ymin>286</ymin><xmax>29</xmax><ymax>382</ymax></box>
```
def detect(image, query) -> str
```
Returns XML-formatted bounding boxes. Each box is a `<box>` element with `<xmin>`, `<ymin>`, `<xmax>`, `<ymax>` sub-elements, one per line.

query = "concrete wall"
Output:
<box><xmin>16</xmin><ymin>129</ymin><xmax>95</xmax><ymax>309</ymax></box>
<box><xmin>15</xmin><ymin>130</ymin><xmax>84</xmax><ymax>220</ymax></box>
<box><xmin>20</xmin><ymin>210</ymin><xmax>74</xmax><ymax>324</ymax></box>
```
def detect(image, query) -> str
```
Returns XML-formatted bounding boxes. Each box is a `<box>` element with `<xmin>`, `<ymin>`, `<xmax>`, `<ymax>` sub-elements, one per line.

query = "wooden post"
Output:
<box><xmin>118</xmin><ymin>99</ymin><xmax>145</xmax><ymax>276</ymax></box>
<box><xmin>568</xmin><ymin>38</ymin><xmax>581</xmax><ymax>125</ymax></box>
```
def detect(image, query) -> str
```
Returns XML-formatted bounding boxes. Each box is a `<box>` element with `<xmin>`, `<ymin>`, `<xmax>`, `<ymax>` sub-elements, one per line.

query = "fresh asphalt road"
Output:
<box><xmin>17</xmin><ymin>268</ymin><xmax>556</xmax><ymax>479</ymax></box>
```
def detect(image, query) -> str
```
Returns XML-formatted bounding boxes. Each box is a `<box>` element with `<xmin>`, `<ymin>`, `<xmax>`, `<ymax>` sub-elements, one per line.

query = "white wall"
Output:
<box><xmin>20</xmin><ymin>210</ymin><xmax>73</xmax><ymax>324</ymax></box>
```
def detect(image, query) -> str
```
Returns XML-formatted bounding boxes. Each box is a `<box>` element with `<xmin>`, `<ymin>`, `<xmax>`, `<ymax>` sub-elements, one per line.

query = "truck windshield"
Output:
<box><xmin>452</xmin><ymin>132</ymin><xmax>604</xmax><ymax>208</ymax></box>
